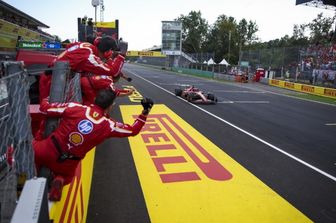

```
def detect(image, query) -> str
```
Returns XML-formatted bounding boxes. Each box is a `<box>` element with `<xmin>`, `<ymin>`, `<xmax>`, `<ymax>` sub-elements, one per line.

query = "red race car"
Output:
<box><xmin>175</xmin><ymin>85</ymin><xmax>217</xmax><ymax>104</ymax></box>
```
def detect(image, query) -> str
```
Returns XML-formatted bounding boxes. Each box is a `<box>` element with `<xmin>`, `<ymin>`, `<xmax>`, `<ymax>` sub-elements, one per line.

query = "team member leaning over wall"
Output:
<box><xmin>32</xmin><ymin>89</ymin><xmax>154</xmax><ymax>201</ymax></box>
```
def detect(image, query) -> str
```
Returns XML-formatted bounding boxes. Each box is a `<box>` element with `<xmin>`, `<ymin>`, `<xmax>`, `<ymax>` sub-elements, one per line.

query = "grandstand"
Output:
<box><xmin>296</xmin><ymin>0</ymin><xmax>336</xmax><ymax>9</ymax></box>
<box><xmin>0</xmin><ymin>0</ymin><xmax>54</xmax><ymax>58</ymax></box>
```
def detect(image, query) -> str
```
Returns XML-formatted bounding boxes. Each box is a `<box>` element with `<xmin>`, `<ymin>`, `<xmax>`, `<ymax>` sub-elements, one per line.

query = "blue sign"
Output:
<box><xmin>43</xmin><ymin>42</ymin><xmax>61</xmax><ymax>49</ymax></box>
<box><xmin>78</xmin><ymin>120</ymin><xmax>93</xmax><ymax>134</ymax></box>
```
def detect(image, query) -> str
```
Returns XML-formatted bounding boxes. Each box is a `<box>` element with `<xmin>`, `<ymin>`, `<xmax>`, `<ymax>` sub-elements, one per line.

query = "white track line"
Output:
<box><xmin>214</xmin><ymin>90</ymin><xmax>266</xmax><ymax>93</ymax></box>
<box><xmin>126</xmin><ymin>69</ymin><xmax>336</xmax><ymax>182</ymax></box>
<box><xmin>217</xmin><ymin>101</ymin><xmax>269</xmax><ymax>104</ymax></box>
<box><xmin>224</xmin><ymin>82</ymin><xmax>336</xmax><ymax>107</ymax></box>
<box><xmin>233</xmin><ymin>101</ymin><xmax>269</xmax><ymax>104</ymax></box>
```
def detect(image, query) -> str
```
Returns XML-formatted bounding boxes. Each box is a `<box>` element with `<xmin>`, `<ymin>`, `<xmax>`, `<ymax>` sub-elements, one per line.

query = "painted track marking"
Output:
<box><xmin>214</xmin><ymin>90</ymin><xmax>266</xmax><ymax>93</ymax></box>
<box><xmin>125</xmin><ymin>69</ymin><xmax>336</xmax><ymax>182</ymax></box>
<box><xmin>121</xmin><ymin>105</ymin><xmax>311</xmax><ymax>223</ymax></box>
<box><xmin>217</xmin><ymin>100</ymin><xmax>269</xmax><ymax>104</ymax></box>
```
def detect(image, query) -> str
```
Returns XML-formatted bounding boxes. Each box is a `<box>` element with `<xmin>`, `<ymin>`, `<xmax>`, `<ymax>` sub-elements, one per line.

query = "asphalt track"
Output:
<box><xmin>87</xmin><ymin>63</ymin><xmax>336</xmax><ymax>223</ymax></box>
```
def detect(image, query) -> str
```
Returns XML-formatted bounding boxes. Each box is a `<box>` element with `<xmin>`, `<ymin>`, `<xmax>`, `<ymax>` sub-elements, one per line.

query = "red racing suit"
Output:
<box><xmin>33</xmin><ymin>98</ymin><xmax>147</xmax><ymax>184</ymax></box>
<box><xmin>39</xmin><ymin>42</ymin><xmax>125</xmax><ymax>103</ymax></box>
<box><xmin>80</xmin><ymin>75</ymin><xmax>134</xmax><ymax>105</ymax></box>
<box><xmin>39</xmin><ymin>72</ymin><xmax>52</xmax><ymax>103</ymax></box>
<box><xmin>57</xmin><ymin>42</ymin><xmax>125</xmax><ymax>77</ymax></box>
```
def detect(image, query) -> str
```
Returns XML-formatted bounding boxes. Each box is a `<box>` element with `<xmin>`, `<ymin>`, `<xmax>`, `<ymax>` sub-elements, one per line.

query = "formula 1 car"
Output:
<box><xmin>175</xmin><ymin>85</ymin><xmax>217</xmax><ymax>104</ymax></box>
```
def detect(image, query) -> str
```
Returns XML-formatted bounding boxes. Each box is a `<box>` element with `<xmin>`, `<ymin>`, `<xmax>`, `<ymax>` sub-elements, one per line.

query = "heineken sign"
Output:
<box><xmin>18</xmin><ymin>41</ymin><xmax>61</xmax><ymax>49</ymax></box>
<box><xmin>19</xmin><ymin>41</ymin><xmax>43</xmax><ymax>48</ymax></box>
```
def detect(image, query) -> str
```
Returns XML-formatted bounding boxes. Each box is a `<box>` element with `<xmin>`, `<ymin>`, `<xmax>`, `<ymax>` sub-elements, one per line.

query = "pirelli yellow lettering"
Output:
<box><xmin>270</xmin><ymin>79</ymin><xmax>280</xmax><ymax>86</ymax></box>
<box><xmin>324</xmin><ymin>88</ymin><xmax>336</xmax><ymax>97</ymax></box>
<box><xmin>269</xmin><ymin>79</ymin><xmax>336</xmax><ymax>99</ymax></box>
<box><xmin>284</xmin><ymin>82</ymin><xmax>295</xmax><ymax>89</ymax></box>
<box><xmin>95</xmin><ymin>21</ymin><xmax>116</xmax><ymax>28</ymax></box>
<box><xmin>301</xmin><ymin>85</ymin><xmax>314</xmax><ymax>93</ymax></box>
<box><xmin>120</xmin><ymin>104</ymin><xmax>312</xmax><ymax>223</ymax></box>
<box><xmin>123</xmin><ymin>85</ymin><xmax>143</xmax><ymax>102</ymax></box>
<box><xmin>126</xmin><ymin>51</ymin><xmax>166</xmax><ymax>58</ymax></box>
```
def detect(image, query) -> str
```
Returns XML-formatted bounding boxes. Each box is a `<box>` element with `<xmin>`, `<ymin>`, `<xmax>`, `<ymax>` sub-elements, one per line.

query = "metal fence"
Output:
<box><xmin>0</xmin><ymin>61</ymin><xmax>82</xmax><ymax>222</ymax></box>
<box><xmin>0</xmin><ymin>61</ymin><xmax>34</xmax><ymax>223</ymax></box>
<box><xmin>239</xmin><ymin>44</ymin><xmax>336</xmax><ymax>88</ymax></box>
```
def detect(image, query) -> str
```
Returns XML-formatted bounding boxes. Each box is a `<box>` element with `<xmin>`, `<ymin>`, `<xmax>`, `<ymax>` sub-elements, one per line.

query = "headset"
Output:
<box><xmin>94</xmin><ymin>37</ymin><xmax>113</xmax><ymax>59</ymax></box>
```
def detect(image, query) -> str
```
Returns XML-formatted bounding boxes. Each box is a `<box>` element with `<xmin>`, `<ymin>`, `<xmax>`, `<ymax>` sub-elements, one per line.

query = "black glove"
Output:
<box><xmin>118</xmin><ymin>41</ymin><xmax>128</xmax><ymax>55</ymax></box>
<box><xmin>141</xmin><ymin>98</ymin><xmax>154</xmax><ymax>115</ymax></box>
<box><xmin>126</xmin><ymin>77</ymin><xmax>132</xmax><ymax>82</ymax></box>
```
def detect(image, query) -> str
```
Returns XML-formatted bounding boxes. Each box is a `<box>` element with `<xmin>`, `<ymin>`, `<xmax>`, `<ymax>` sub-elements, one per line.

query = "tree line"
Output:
<box><xmin>176</xmin><ymin>11</ymin><xmax>336</xmax><ymax>65</ymax></box>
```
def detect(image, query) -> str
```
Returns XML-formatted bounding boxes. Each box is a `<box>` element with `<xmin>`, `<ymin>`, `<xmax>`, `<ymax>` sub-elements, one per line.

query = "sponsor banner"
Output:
<box><xmin>269</xmin><ymin>79</ymin><xmax>336</xmax><ymax>99</ymax></box>
<box><xmin>96</xmin><ymin>21</ymin><xmax>116</xmax><ymax>28</ymax></box>
<box><xmin>301</xmin><ymin>85</ymin><xmax>314</xmax><ymax>93</ymax></box>
<box><xmin>44</xmin><ymin>42</ymin><xmax>61</xmax><ymax>49</ymax></box>
<box><xmin>269</xmin><ymin>79</ymin><xmax>280</xmax><ymax>86</ymax></box>
<box><xmin>312</xmin><ymin>85</ymin><xmax>326</xmax><ymax>96</ymax></box>
<box><xmin>269</xmin><ymin>79</ymin><xmax>285</xmax><ymax>88</ymax></box>
<box><xmin>0</xmin><ymin>19</ymin><xmax>50</xmax><ymax>50</ymax></box>
<box><xmin>18</xmin><ymin>41</ymin><xmax>61</xmax><ymax>49</ymax></box>
<box><xmin>18</xmin><ymin>41</ymin><xmax>43</xmax><ymax>49</ymax></box>
<box><xmin>126</xmin><ymin>51</ymin><xmax>166</xmax><ymax>58</ymax></box>
<box><xmin>324</xmin><ymin>88</ymin><xmax>336</xmax><ymax>97</ymax></box>
<box><xmin>0</xmin><ymin>34</ymin><xmax>17</xmax><ymax>48</ymax></box>
<box><xmin>294</xmin><ymin>83</ymin><xmax>303</xmax><ymax>91</ymax></box>
<box><xmin>0</xmin><ymin>19</ymin><xmax>40</xmax><ymax>40</ymax></box>
<box><xmin>284</xmin><ymin>81</ymin><xmax>295</xmax><ymax>90</ymax></box>
<box><xmin>49</xmin><ymin>148</ymin><xmax>95</xmax><ymax>223</ymax></box>
<box><xmin>120</xmin><ymin>104</ymin><xmax>311</xmax><ymax>223</ymax></box>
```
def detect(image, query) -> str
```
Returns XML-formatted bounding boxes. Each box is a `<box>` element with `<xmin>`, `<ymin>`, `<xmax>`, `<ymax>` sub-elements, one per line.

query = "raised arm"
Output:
<box><xmin>109</xmin><ymin>98</ymin><xmax>154</xmax><ymax>137</ymax></box>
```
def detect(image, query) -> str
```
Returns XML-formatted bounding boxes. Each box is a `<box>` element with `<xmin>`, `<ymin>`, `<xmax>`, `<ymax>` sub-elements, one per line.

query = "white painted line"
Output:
<box><xmin>156</xmin><ymin>81</ymin><xmax>203</xmax><ymax>85</ymax></box>
<box><xmin>214</xmin><ymin>90</ymin><xmax>266</xmax><ymax>93</ymax></box>
<box><xmin>325</xmin><ymin>123</ymin><xmax>336</xmax><ymax>126</ymax></box>
<box><xmin>233</xmin><ymin>101</ymin><xmax>270</xmax><ymax>104</ymax></box>
<box><xmin>217</xmin><ymin>101</ymin><xmax>234</xmax><ymax>104</ymax></box>
<box><xmin>224</xmin><ymin>82</ymin><xmax>336</xmax><ymax>107</ymax></box>
<box><xmin>155</xmin><ymin>83</ymin><xmax>180</xmax><ymax>86</ymax></box>
<box><xmin>217</xmin><ymin>101</ymin><xmax>269</xmax><ymax>104</ymax></box>
<box><xmin>126</xmin><ymin>69</ymin><xmax>336</xmax><ymax>183</ymax></box>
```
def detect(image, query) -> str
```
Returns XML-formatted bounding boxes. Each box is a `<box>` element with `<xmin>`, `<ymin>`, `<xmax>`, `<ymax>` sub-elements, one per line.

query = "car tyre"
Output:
<box><xmin>187</xmin><ymin>94</ymin><xmax>193</xmax><ymax>102</ymax></box>
<box><xmin>175</xmin><ymin>89</ymin><xmax>182</xmax><ymax>96</ymax></box>
<box><xmin>207</xmin><ymin>93</ymin><xmax>215</xmax><ymax>101</ymax></box>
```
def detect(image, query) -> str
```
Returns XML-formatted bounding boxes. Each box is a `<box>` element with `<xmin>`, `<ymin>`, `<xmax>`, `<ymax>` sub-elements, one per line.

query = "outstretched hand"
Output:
<box><xmin>141</xmin><ymin>98</ymin><xmax>154</xmax><ymax>115</ymax></box>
